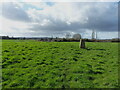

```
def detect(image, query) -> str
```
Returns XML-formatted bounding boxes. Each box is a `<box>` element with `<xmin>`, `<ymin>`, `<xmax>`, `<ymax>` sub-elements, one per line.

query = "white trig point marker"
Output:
<box><xmin>79</xmin><ymin>39</ymin><xmax>85</xmax><ymax>49</ymax></box>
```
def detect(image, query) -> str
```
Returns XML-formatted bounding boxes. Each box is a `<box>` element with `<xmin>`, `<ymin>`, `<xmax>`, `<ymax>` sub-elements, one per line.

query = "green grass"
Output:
<box><xmin>2</xmin><ymin>40</ymin><xmax>119</xmax><ymax>88</ymax></box>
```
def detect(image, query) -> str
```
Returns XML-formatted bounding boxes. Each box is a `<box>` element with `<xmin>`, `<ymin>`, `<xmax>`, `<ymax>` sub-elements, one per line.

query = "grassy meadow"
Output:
<box><xmin>1</xmin><ymin>40</ymin><xmax>119</xmax><ymax>88</ymax></box>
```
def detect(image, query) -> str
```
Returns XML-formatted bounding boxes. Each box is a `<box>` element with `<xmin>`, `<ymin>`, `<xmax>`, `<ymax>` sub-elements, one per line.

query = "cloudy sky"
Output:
<box><xmin>0</xmin><ymin>0</ymin><xmax>119</xmax><ymax>39</ymax></box>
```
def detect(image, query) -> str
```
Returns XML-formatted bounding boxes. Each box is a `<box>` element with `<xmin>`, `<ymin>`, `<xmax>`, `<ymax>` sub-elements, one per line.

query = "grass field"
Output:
<box><xmin>1</xmin><ymin>40</ymin><xmax>119</xmax><ymax>88</ymax></box>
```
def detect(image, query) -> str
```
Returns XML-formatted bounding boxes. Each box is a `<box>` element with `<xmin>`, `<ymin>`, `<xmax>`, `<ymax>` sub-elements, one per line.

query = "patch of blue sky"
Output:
<box><xmin>22</xmin><ymin>3</ymin><xmax>43</xmax><ymax>11</ymax></box>
<box><xmin>45</xmin><ymin>2</ymin><xmax>55</xmax><ymax>6</ymax></box>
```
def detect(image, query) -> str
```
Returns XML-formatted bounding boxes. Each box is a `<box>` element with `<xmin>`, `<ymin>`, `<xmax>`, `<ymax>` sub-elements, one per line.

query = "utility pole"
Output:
<box><xmin>92</xmin><ymin>30</ymin><xmax>95</xmax><ymax>39</ymax></box>
<box><xmin>96</xmin><ymin>32</ymin><xmax>97</xmax><ymax>40</ymax></box>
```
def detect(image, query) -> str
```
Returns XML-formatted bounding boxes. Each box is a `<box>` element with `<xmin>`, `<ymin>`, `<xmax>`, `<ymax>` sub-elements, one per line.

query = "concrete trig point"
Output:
<box><xmin>79</xmin><ymin>39</ymin><xmax>85</xmax><ymax>49</ymax></box>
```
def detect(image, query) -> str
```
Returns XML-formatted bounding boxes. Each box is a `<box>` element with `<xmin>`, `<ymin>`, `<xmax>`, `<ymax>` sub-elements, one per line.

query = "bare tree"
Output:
<box><xmin>92</xmin><ymin>30</ymin><xmax>95</xmax><ymax>39</ymax></box>
<box><xmin>73</xmin><ymin>33</ymin><xmax>81</xmax><ymax>40</ymax></box>
<box><xmin>65</xmin><ymin>33</ymin><xmax>71</xmax><ymax>39</ymax></box>
<box><xmin>96</xmin><ymin>31</ymin><xmax>97</xmax><ymax>39</ymax></box>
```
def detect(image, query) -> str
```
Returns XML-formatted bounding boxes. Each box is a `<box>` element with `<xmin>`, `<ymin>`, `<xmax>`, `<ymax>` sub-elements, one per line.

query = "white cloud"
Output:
<box><xmin>26</xmin><ymin>2</ymin><xmax>92</xmax><ymax>25</ymax></box>
<box><xmin>1</xmin><ymin>16</ymin><xmax>32</xmax><ymax>36</ymax></box>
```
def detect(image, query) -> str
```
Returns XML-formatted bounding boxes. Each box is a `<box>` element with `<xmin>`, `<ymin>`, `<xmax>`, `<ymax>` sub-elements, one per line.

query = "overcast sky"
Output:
<box><xmin>0</xmin><ymin>0</ymin><xmax>119</xmax><ymax>39</ymax></box>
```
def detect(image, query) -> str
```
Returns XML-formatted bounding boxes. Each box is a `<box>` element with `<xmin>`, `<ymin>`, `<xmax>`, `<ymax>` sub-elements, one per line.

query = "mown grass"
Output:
<box><xmin>2</xmin><ymin>40</ymin><xmax>119</xmax><ymax>88</ymax></box>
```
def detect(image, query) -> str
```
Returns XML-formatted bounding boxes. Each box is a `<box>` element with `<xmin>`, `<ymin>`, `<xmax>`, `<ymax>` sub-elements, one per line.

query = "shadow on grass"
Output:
<box><xmin>85</xmin><ymin>48</ymin><xmax>106</xmax><ymax>51</ymax></box>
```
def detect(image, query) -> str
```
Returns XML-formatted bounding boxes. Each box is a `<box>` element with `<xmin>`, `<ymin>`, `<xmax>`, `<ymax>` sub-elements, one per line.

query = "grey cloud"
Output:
<box><xmin>85</xmin><ymin>2</ymin><xmax>118</xmax><ymax>32</ymax></box>
<box><xmin>29</xmin><ymin>21</ymin><xmax>85</xmax><ymax>33</ymax></box>
<box><xmin>2</xmin><ymin>2</ymin><xmax>31</xmax><ymax>22</ymax></box>
<box><xmin>29</xmin><ymin>2</ymin><xmax>118</xmax><ymax>35</ymax></box>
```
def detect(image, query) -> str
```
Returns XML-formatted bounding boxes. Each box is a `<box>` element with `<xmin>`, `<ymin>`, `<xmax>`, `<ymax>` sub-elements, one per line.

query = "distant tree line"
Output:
<box><xmin>1</xmin><ymin>35</ymin><xmax>120</xmax><ymax>42</ymax></box>
<box><xmin>1</xmin><ymin>36</ymin><xmax>26</xmax><ymax>40</ymax></box>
